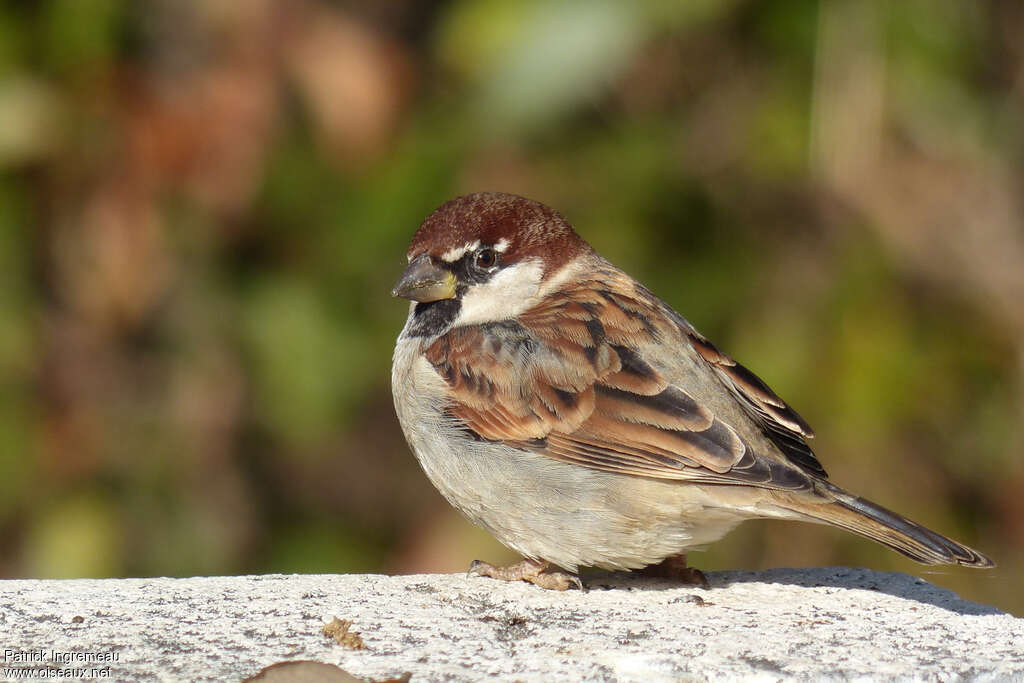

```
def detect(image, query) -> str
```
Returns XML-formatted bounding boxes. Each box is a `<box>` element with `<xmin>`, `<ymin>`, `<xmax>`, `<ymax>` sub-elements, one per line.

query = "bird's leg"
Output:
<box><xmin>641</xmin><ymin>553</ymin><xmax>710</xmax><ymax>588</ymax></box>
<box><xmin>468</xmin><ymin>557</ymin><xmax>583</xmax><ymax>591</ymax></box>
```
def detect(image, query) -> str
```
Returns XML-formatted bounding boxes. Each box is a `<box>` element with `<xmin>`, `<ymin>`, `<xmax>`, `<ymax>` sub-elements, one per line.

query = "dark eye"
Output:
<box><xmin>475</xmin><ymin>248</ymin><xmax>496</xmax><ymax>269</ymax></box>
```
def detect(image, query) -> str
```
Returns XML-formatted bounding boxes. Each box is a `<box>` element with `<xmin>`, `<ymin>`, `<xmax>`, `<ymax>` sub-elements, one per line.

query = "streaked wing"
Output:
<box><xmin>684</xmin><ymin>330</ymin><xmax>826</xmax><ymax>477</ymax></box>
<box><xmin>423</xmin><ymin>268</ymin><xmax>818</xmax><ymax>491</ymax></box>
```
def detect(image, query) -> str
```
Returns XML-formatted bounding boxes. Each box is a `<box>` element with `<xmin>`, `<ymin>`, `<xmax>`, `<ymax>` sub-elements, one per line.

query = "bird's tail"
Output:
<box><xmin>775</xmin><ymin>482</ymin><xmax>994</xmax><ymax>568</ymax></box>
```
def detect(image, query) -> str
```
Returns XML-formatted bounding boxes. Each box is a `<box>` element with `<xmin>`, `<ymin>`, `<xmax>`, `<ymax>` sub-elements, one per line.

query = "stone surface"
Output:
<box><xmin>1</xmin><ymin>567</ymin><xmax>1021</xmax><ymax>682</ymax></box>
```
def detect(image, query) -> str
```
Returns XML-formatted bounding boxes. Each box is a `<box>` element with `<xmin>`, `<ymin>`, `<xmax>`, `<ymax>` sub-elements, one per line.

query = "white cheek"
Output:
<box><xmin>537</xmin><ymin>258</ymin><xmax>586</xmax><ymax>298</ymax></box>
<box><xmin>455</xmin><ymin>260</ymin><xmax>544</xmax><ymax>325</ymax></box>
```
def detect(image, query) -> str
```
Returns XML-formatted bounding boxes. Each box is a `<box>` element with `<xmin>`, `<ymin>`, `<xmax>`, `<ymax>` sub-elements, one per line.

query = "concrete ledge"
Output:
<box><xmin>1</xmin><ymin>567</ymin><xmax>1021</xmax><ymax>681</ymax></box>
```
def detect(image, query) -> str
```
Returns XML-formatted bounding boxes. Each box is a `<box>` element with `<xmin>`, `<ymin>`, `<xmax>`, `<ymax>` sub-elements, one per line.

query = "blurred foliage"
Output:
<box><xmin>0</xmin><ymin>0</ymin><xmax>1021</xmax><ymax>615</ymax></box>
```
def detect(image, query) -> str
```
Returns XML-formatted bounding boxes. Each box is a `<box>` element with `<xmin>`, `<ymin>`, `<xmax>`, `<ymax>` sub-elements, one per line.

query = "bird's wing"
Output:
<box><xmin>675</xmin><ymin>321</ymin><xmax>826</xmax><ymax>477</ymax></box>
<box><xmin>423</xmin><ymin>269</ymin><xmax>820</xmax><ymax>491</ymax></box>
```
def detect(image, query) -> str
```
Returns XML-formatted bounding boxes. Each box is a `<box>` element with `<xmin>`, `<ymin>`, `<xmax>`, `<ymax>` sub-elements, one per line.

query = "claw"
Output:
<box><xmin>466</xmin><ymin>559</ymin><xmax>490</xmax><ymax>577</ymax></box>
<box><xmin>641</xmin><ymin>553</ymin><xmax>710</xmax><ymax>589</ymax></box>
<box><xmin>467</xmin><ymin>558</ymin><xmax>584</xmax><ymax>591</ymax></box>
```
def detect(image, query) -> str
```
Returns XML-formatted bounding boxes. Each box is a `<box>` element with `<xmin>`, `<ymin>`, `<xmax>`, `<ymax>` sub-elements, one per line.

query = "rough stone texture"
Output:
<box><xmin>1</xmin><ymin>568</ymin><xmax>1021</xmax><ymax>682</ymax></box>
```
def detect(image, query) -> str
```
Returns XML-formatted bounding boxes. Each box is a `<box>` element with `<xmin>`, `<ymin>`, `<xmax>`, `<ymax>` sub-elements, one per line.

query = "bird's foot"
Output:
<box><xmin>468</xmin><ymin>558</ymin><xmax>583</xmax><ymax>591</ymax></box>
<box><xmin>641</xmin><ymin>553</ymin><xmax>710</xmax><ymax>588</ymax></box>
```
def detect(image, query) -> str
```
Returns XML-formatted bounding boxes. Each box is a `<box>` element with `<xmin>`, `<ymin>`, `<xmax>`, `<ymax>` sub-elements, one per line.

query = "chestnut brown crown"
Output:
<box><xmin>407</xmin><ymin>193</ymin><xmax>591</xmax><ymax>273</ymax></box>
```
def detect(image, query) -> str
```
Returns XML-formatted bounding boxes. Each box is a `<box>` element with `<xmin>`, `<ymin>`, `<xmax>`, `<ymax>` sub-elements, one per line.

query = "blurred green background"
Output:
<box><xmin>0</xmin><ymin>0</ymin><xmax>1021</xmax><ymax>614</ymax></box>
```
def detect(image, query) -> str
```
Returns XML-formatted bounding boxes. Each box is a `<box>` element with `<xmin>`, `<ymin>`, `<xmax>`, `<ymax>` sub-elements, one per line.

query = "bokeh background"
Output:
<box><xmin>1</xmin><ymin>0</ymin><xmax>1021</xmax><ymax>614</ymax></box>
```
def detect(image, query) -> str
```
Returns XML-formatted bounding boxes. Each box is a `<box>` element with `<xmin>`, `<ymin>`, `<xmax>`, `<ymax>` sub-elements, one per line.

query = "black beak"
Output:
<box><xmin>391</xmin><ymin>255</ymin><xmax>457</xmax><ymax>302</ymax></box>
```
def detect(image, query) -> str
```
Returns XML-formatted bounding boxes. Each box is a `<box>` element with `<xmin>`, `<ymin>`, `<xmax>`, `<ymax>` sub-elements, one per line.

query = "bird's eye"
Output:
<box><xmin>475</xmin><ymin>248</ymin><xmax>496</xmax><ymax>269</ymax></box>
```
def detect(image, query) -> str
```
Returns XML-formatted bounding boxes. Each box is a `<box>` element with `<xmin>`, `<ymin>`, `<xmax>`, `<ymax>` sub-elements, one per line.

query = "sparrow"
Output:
<box><xmin>391</xmin><ymin>192</ymin><xmax>994</xmax><ymax>590</ymax></box>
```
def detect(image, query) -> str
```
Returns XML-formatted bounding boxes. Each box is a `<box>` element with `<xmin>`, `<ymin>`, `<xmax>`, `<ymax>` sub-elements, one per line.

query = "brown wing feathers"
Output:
<box><xmin>686</xmin><ymin>333</ymin><xmax>827</xmax><ymax>477</ymax></box>
<box><xmin>423</xmin><ymin>272</ymin><xmax>764</xmax><ymax>482</ymax></box>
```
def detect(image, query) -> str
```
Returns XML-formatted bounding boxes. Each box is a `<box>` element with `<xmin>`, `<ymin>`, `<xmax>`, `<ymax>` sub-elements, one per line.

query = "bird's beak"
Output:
<box><xmin>391</xmin><ymin>255</ymin><xmax>457</xmax><ymax>302</ymax></box>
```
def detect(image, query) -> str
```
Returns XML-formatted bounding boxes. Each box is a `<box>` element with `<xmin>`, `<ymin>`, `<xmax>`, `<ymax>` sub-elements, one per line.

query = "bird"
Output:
<box><xmin>390</xmin><ymin>191</ymin><xmax>993</xmax><ymax>590</ymax></box>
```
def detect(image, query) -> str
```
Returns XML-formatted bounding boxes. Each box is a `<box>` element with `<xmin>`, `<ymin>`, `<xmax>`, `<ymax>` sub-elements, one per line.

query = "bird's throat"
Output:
<box><xmin>406</xmin><ymin>298</ymin><xmax>461</xmax><ymax>338</ymax></box>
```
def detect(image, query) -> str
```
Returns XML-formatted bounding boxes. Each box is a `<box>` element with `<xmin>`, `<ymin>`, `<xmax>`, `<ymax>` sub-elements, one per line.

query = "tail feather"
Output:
<box><xmin>778</xmin><ymin>483</ymin><xmax>994</xmax><ymax>568</ymax></box>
